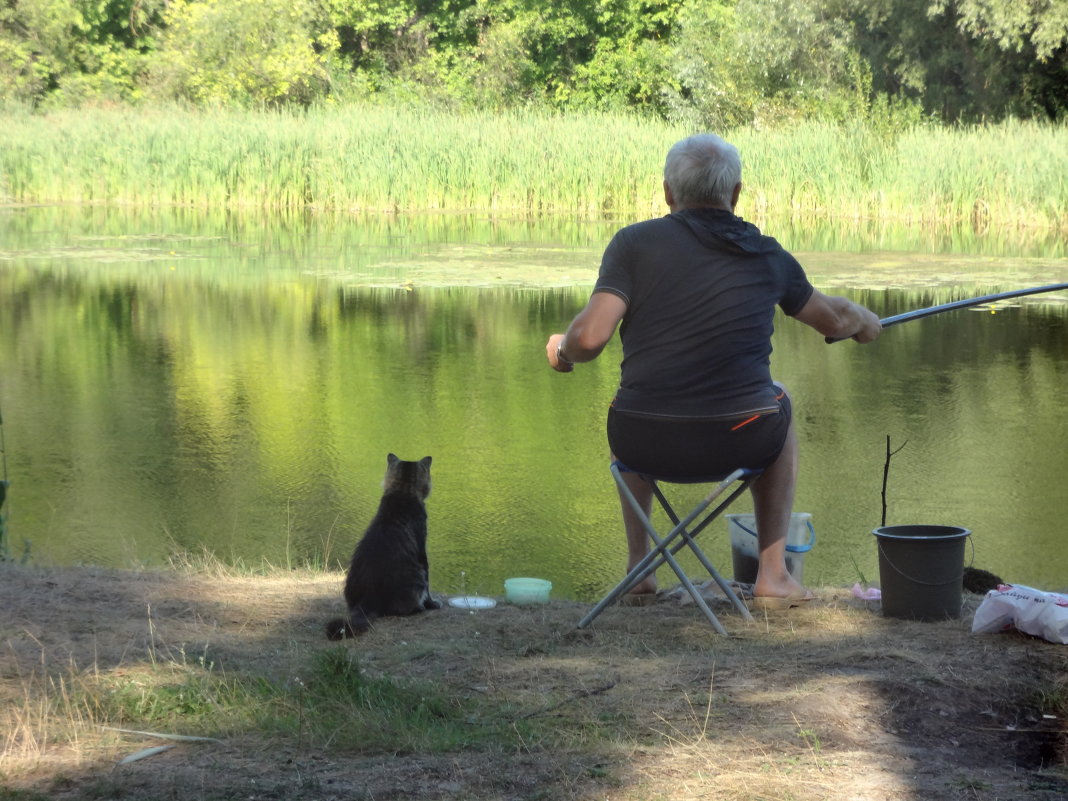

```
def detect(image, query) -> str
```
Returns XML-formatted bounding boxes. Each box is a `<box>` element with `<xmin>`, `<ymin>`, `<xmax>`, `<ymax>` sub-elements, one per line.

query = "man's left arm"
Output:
<box><xmin>793</xmin><ymin>289</ymin><xmax>882</xmax><ymax>343</ymax></box>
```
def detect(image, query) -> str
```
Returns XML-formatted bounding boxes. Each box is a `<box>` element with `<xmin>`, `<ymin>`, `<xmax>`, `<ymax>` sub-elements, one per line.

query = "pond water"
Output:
<box><xmin>2</xmin><ymin>205</ymin><xmax>1067</xmax><ymax>601</ymax></box>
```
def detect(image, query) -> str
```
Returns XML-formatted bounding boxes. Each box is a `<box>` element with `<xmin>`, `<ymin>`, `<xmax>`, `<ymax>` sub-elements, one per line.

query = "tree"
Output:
<box><xmin>664</xmin><ymin>0</ymin><xmax>753</xmax><ymax>126</ymax></box>
<box><xmin>931</xmin><ymin>0</ymin><xmax>1068</xmax><ymax>60</ymax></box>
<box><xmin>150</xmin><ymin>0</ymin><xmax>338</xmax><ymax>106</ymax></box>
<box><xmin>927</xmin><ymin>0</ymin><xmax>1068</xmax><ymax>118</ymax></box>
<box><xmin>666</xmin><ymin>0</ymin><xmax>1067</xmax><ymax>128</ymax></box>
<box><xmin>315</xmin><ymin>0</ymin><xmax>683</xmax><ymax>112</ymax></box>
<box><xmin>0</xmin><ymin>0</ymin><xmax>164</xmax><ymax>105</ymax></box>
<box><xmin>665</xmin><ymin>0</ymin><xmax>873</xmax><ymax>127</ymax></box>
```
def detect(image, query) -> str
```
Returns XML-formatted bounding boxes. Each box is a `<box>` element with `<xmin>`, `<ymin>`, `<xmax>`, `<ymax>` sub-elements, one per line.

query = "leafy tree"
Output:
<box><xmin>315</xmin><ymin>0</ymin><xmax>683</xmax><ymax>111</ymax></box>
<box><xmin>0</xmin><ymin>0</ymin><xmax>163</xmax><ymax>105</ymax></box>
<box><xmin>735</xmin><ymin>0</ymin><xmax>872</xmax><ymax>120</ymax></box>
<box><xmin>1</xmin><ymin>0</ymin><xmax>1063</xmax><ymax>120</ymax></box>
<box><xmin>668</xmin><ymin>0</ymin><xmax>1066</xmax><ymax>128</ymax></box>
<box><xmin>664</xmin><ymin>0</ymin><xmax>753</xmax><ymax>126</ymax></box>
<box><xmin>151</xmin><ymin>0</ymin><xmax>339</xmax><ymax>106</ymax></box>
<box><xmin>0</xmin><ymin>0</ymin><xmax>77</xmax><ymax>101</ymax></box>
<box><xmin>931</xmin><ymin>0</ymin><xmax>1068</xmax><ymax>60</ymax></box>
<box><xmin>666</xmin><ymin>0</ymin><xmax>873</xmax><ymax>127</ymax></box>
<box><xmin>928</xmin><ymin>0</ymin><xmax>1068</xmax><ymax>118</ymax></box>
<box><xmin>318</xmin><ymin>0</ymin><xmax>424</xmax><ymax>95</ymax></box>
<box><xmin>565</xmin><ymin>0</ymin><xmax>682</xmax><ymax>112</ymax></box>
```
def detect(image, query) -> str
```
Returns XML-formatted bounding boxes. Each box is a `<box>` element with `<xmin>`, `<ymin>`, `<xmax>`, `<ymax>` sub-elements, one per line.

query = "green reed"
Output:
<box><xmin>1</xmin><ymin>105</ymin><xmax>1065</xmax><ymax>228</ymax></box>
<box><xmin>732</xmin><ymin>120</ymin><xmax>1068</xmax><ymax>230</ymax></box>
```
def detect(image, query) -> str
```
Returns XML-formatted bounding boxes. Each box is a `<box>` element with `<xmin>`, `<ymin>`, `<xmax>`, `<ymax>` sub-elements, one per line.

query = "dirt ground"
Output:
<box><xmin>1</xmin><ymin>563</ymin><xmax>1066</xmax><ymax>801</ymax></box>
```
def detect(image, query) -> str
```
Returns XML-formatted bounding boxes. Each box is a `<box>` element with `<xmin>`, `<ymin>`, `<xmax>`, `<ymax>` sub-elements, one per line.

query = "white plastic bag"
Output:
<box><xmin>972</xmin><ymin>584</ymin><xmax>1068</xmax><ymax>644</ymax></box>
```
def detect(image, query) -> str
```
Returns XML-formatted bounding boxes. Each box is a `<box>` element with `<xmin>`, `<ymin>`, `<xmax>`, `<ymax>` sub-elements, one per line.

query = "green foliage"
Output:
<box><xmin>319</xmin><ymin>0</ymin><xmax>685</xmax><ymax>113</ymax></box>
<box><xmin>150</xmin><ymin>0</ymin><xmax>338</xmax><ymax>106</ymax></box>
<box><xmin>0</xmin><ymin>0</ymin><xmax>163</xmax><ymax>106</ymax></box>
<box><xmin>564</xmin><ymin>0</ymin><xmax>681</xmax><ymax>113</ymax></box>
<box><xmin>665</xmin><ymin>0</ymin><xmax>1068</xmax><ymax>125</ymax></box>
<box><xmin>663</xmin><ymin>0</ymin><xmax>751</xmax><ymax>127</ymax></box>
<box><xmin>932</xmin><ymin>0</ymin><xmax>1068</xmax><ymax>60</ymax></box>
<box><xmin>735</xmin><ymin>0</ymin><xmax>867</xmax><ymax>114</ymax></box>
<box><xmin>0</xmin><ymin>0</ymin><xmax>81</xmax><ymax>101</ymax></box>
<box><xmin>926</xmin><ymin>0</ymin><xmax>1068</xmax><ymax>118</ymax></box>
<box><xmin>667</xmin><ymin>0</ymin><xmax>884</xmax><ymax>128</ymax></box>
<box><xmin>0</xmin><ymin>0</ymin><xmax>1065</xmax><ymax>120</ymax></box>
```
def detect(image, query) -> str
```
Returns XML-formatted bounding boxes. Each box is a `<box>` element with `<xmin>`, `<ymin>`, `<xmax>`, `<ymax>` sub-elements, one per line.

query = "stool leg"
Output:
<box><xmin>671</xmin><ymin>481</ymin><xmax>757</xmax><ymax>621</ymax></box>
<box><xmin>579</xmin><ymin>467</ymin><xmax>753</xmax><ymax>633</ymax></box>
<box><xmin>678</xmin><ymin>536</ymin><xmax>754</xmax><ymax>621</ymax></box>
<box><xmin>646</xmin><ymin>521</ymin><xmax>731</xmax><ymax>636</ymax></box>
<box><xmin>577</xmin><ymin>467</ymin><xmax>666</xmax><ymax>628</ymax></box>
<box><xmin>647</xmin><ymin>473</ymin><xmax>756</xmax><ymax>621</ymax></box>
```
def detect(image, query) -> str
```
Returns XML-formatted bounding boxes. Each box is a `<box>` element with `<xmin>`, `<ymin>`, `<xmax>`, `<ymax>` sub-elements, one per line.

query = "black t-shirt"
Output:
<box><xmin>593</xmin><ymin>208</ymin><xmax>814</xmax><ymax>417</ymax></box>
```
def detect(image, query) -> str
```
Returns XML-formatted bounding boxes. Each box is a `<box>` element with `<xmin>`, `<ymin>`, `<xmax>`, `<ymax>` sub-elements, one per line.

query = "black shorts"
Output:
<box><xmin>606</xmin><ymin>394</ymin><xmax>792</xmax><ymax>481</ymax></box>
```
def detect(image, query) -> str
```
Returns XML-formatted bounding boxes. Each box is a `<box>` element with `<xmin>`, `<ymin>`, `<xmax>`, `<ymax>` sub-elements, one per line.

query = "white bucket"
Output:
<box><xmin>727</xmin><ymin>513</ymin><xmax>815</xmax><ymax>585</ymax></box>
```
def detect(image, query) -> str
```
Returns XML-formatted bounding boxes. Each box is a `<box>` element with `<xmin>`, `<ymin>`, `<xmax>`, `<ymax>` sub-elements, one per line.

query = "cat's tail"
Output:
<box><xmin>324</xmin><ymin>608</ymin><xmax>373</xmax><ymax>640</ymax></box>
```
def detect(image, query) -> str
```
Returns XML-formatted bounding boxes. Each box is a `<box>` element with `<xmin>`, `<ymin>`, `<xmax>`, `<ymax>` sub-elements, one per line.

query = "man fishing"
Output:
<box><xmin>546</xmin><ymin>133</ymin><xmax>882</xmax><ymax>608</ymax></box>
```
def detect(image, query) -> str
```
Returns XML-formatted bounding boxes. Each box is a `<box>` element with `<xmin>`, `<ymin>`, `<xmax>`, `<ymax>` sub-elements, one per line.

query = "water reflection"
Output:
<box><xmin>1</xmin><ymin>206</ymin><xmax>1067</xmax><ymax>600</ymax></box>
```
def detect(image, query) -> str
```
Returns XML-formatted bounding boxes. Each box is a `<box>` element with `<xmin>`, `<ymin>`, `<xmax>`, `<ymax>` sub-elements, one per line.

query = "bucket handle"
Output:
<box><xmin>733</xmin><ymin>518</ymin><xmax>816</xmax><ymax>553</ymax></box>
<box><xmin>877</xmin><ymin>536</ymin><xmax>974</xmax><ymax>587</ymax></box>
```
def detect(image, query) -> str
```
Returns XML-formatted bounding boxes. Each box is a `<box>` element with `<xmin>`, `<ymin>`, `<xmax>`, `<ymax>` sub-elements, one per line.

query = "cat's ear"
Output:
<box><xmin>420</xmin><ymin>456</ymin><xmax>432</xmax><ymax>469</ymax></box>
<box><xmin>387</xmin><ymin>453</ymin><xmax>399</xmax><ymax>466</ymax></box>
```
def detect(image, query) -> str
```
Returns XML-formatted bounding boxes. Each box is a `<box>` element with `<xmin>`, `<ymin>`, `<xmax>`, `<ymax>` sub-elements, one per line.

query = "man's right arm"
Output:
<box><xmin>793</xmin><ymin>289</ymin><xmax>882</xmax><ymax>343</ymax></box>
<box><xmin>545</xmin><ymin>291</ymin><xmax>628</xmax><ymax>372</ymax></box>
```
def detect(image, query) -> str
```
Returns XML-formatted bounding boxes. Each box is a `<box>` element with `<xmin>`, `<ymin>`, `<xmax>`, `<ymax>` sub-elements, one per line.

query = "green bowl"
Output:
<box><xmin>504</xmin><ymin>577</ymin><xmax>552</xmax><ymax>605</ymax></box>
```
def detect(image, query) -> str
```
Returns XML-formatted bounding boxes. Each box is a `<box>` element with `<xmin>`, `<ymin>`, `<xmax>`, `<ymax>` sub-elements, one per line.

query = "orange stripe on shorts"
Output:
<box><xmin>731</xmin><ymin>414</ymin><xmax>761</xmax><ymax>431</ymax></box>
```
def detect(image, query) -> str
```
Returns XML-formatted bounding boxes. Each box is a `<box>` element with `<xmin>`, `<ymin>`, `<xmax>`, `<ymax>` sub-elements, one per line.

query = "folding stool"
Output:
<box><xmin>577</xmin><ymin>461</ymin><xmax>762</xmax><ymax>635</ymax></box>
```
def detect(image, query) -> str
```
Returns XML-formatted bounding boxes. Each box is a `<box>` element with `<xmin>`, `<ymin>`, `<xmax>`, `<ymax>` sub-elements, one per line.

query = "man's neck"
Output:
<box><xmin>670</xmin><ymin>202</ymin><xmax>734</xmax><ymax>214</ymax></box>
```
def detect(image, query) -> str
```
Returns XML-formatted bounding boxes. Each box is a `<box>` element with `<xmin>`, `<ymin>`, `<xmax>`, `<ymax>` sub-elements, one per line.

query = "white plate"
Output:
<box><xmin>448</xmin><ymin>596</ymin><xmax>497</xmax><ymax>610</ymax></box>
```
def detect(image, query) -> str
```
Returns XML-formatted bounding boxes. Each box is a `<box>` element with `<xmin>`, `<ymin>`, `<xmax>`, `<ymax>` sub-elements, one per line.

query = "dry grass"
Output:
<box><xmin>1</xmin><ymin>562</ymin><xmax>1065</xmax><ymax>800</ymax></box>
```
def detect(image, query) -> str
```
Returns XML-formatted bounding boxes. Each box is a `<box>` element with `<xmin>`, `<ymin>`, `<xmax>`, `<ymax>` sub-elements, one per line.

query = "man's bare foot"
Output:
<box><xmin>752</xmin><ymin>571</ymin><xmax>810</xmax><ymax>602</ymax></box>
<box><xmin>626</xmin><ymin>576</ymin><xmax>657</xmax><ymax>596</ymax></box>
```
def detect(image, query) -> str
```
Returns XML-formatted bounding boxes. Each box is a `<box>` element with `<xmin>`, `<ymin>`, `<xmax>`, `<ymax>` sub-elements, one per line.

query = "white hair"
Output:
<box><xmin>663</xmin><ymin>134</ymin><xmax>742</xmax><ymax>209</ymax></box>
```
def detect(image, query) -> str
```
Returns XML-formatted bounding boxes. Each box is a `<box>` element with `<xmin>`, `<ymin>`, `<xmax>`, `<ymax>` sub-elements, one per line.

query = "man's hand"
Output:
<box><xmin>850</xmin><ymin>306</ymin><xmax>883</xmax><ymax>343</ymax></box>
<box><xmin>795</xmin><ymin>290</ymin><xmax>882</xmax><ymax>344</ymax></box>
<box><xmin>545</xmin><ymin>333</ymin><xmax>574</xmax><ymax>372</ymax></box>
<box><xmin>545</xmin><ymin>291</ymin><xmax>627</xmax><ymax>371</ymax></box>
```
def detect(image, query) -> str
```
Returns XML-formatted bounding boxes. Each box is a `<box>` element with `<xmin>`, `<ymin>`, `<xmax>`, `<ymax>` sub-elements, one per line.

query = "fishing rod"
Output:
<box><xmin>826</xmin><ymin>282</ymin><xmax>1068</xmax><ymax>343</ymax></box>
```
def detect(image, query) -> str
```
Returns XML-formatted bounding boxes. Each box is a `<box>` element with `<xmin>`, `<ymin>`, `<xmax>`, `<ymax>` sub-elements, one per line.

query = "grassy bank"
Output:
<box><xmin>1</xmin><ymin>562</ymin><xmax>1066</xmax><ymax>800</ymax></box>
<box><xmin>1</xmin><ymin>105</ymin><xmax>1066</xmax><ymax>230</ymax></box>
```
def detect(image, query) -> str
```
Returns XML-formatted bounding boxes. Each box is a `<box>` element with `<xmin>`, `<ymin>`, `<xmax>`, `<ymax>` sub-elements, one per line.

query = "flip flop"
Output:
<box><xmin>619</xmin><ymin>592</ymin><xmax>658</xmax><ymax>607</ymax></box>
<box><xmin>750</xmin><ymin>591</ymin><xmax>816</xmax><ymax>611</ymax></box>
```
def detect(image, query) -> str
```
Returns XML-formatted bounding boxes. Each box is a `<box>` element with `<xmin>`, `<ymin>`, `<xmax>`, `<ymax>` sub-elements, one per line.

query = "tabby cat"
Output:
<box><xmin>325</xmin><ymin>454</ymin><xmax>440</xmax><ymax>639</ymax></box>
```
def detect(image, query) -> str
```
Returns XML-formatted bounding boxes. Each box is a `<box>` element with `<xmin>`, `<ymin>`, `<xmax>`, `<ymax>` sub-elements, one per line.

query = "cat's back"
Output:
<box><xmin>356</xmin><ymin>454</ymin><xmax>432</xmax><ymax>554</ymax></box>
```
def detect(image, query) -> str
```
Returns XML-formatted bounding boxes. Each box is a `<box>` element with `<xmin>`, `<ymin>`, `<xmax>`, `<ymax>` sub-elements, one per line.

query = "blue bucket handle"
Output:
<box><xmin>734</xmin><ymin>517</ymin><xmax>816</xmax><ymax>553</ymax></box>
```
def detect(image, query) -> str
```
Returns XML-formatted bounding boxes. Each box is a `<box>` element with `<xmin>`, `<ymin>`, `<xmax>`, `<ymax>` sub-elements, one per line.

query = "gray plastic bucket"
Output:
<box><xmin>873</xmin><ymin>525</ymin><xmax>970</xmax><ymax>621</ymax></box>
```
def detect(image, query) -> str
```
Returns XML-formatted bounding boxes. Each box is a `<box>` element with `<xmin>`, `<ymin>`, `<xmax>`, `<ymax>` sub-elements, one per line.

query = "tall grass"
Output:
<box><xmin>0</xmin><ymin>105</ymin><xmax>671</xmax><ymax>215</ymax></box>
<box><xmin>734</xmin><ymin>120</ymin><xmax>1068</xmax><ymax>230</ymax></box>
<box><xmin>1</xmin><ymin>104</ymin><xmax>1065</xmax><ymax>229</ymax></box>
